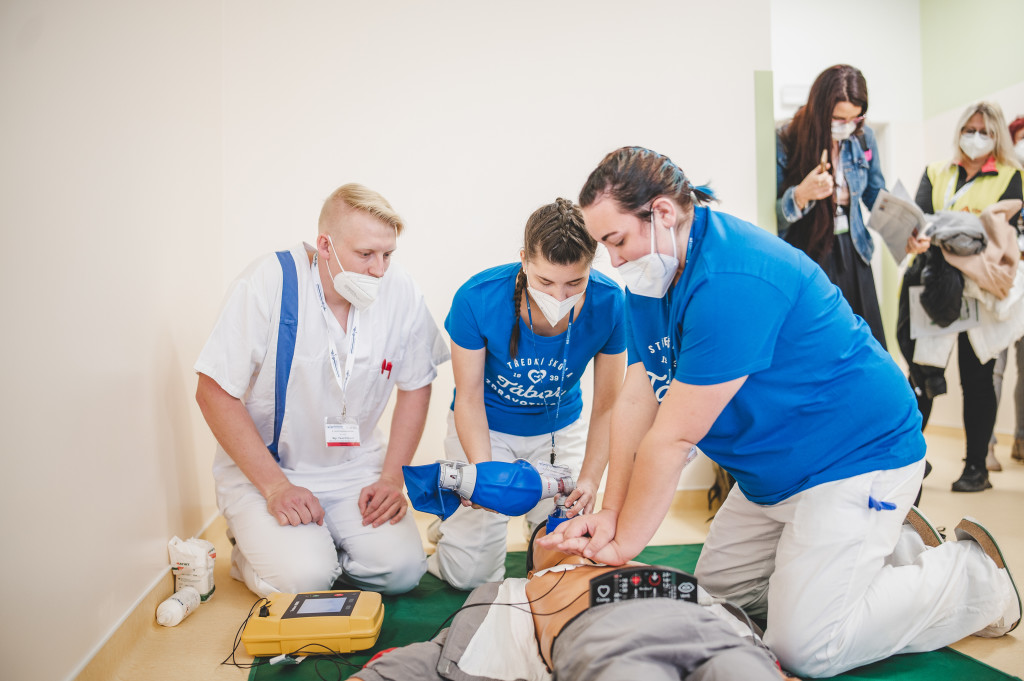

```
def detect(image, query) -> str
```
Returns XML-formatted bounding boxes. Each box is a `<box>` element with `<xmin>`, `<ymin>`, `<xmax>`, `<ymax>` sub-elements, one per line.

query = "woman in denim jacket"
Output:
<box><xmin>777</xmin><ymin>64</ymin><xmax>922</xmax><ymax>348</ymax></box>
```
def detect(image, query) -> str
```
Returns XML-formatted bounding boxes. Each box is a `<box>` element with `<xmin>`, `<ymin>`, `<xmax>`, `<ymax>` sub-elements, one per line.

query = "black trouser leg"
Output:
<box><xmin>958</xmin><ymin>332</ymin><xmax>996</xmax><ymax>471</ymax></box>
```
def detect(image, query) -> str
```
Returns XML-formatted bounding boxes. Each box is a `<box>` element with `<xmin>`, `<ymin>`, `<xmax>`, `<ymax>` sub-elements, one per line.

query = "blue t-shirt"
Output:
<box><xmin>447</xmin><ymin>263</ymin><xmax>626</xmax><ymax>436</ymax></box>
<box><xmin>626</xmin><ymin>207</ymin><xmax>925</xmax><ymax>504</ymax></box>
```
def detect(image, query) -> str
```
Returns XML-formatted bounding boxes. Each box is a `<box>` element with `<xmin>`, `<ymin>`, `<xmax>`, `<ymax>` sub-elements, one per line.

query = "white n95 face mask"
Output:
<box><xmin>526</xmin><ymin>271</ymin><xmax>584</xmax><ymax>326</ymax></box>
<box><xmin>1014</xmin><ymin>139</ymin><xmax>1024</xmax><ymax>163</ymax></box>
<box><xmin>617</xmin><ymin>213</ymin><xmax>679</xmax><ymax>298</ymax></box>
<box><xmin>327</xmin><ymin>235</ymin><xmax>381</xmax><ymax>310</ymax></box>
<box><xmin>959</xmin><ymin>132</ymin><xmax>995</xmax><ymax>160</ymax></box>
<box><xmin>831</xmin><ymin>120</ymin><xmax>857</xmax><ymax>141</ymax></box>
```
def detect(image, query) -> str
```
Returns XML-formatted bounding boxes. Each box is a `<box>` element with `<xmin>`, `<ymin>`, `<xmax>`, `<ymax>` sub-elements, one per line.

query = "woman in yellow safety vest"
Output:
<box><xmin>908</xmin><ymin>101</ymin><xmax>1023</xmax><ymax>493</ymax></box>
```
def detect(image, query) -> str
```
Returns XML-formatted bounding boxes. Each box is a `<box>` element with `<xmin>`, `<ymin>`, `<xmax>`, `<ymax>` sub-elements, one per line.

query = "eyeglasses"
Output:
<box><xmin>832</xmin><ymin>116</ymin><xmax>865</xmax><ymax>125</ymax></box>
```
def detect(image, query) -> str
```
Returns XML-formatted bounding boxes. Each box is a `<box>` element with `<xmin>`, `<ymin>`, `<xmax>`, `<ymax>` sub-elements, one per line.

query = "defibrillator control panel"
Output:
<box><xmin>589</xmin><ymin>566</ymin><xmax>698</xmax><ymax>606</ymax></box>
<box><xmin>241</xmin><ymin>590</ymin><xmax>384</xmax><ymax>656</ymax></box>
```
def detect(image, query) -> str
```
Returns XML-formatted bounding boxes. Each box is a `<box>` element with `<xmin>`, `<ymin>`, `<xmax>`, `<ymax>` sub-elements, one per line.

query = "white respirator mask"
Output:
<box><xmin>959</xmin><ymin>132</ymin><xmax>995</xmax><ymax>161</ymax></box>
<box><xmin>831</xmin><ymin>120</ymin><xmax>857</xmax><ymax>141</ymax></box>
<box><xmin>616</xmin><ymin>212</ymin><xmax>679</xmax><ymax>298</ymax></box>
<box><xmin>327</xmin><ymin>235</ymin><xmax>381</xmax><ymax>310</ymax></box>
<box><xmin>525</xmin><ymin>270</ymin><xmax>584</xmax><ymax>326</ymax></box>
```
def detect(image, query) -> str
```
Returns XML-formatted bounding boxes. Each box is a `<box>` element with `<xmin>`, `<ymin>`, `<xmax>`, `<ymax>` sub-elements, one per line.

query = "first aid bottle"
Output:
<box><xmin>156</xmin><ymin>586</ymin><xmax>201</xmax><ymax>627</ymax></box>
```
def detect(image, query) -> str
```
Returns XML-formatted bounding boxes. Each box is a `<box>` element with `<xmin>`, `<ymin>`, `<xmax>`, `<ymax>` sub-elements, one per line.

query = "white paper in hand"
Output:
<box><xmin>869</xmin><ymin>179</ymin><xmax>929</xmax><ymax>265</ymax></box>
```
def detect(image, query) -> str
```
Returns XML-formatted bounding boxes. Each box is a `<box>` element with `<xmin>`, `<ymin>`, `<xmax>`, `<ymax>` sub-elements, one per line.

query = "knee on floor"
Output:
<box><xmin>266</xmin><ymin>553</ymin><xmax>342</xmax><ymax>594</ymax></box>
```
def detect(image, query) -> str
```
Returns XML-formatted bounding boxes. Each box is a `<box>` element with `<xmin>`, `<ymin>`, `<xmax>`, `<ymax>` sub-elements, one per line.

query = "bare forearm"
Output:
<box><xmin>601</xmin><ymin>373</ymin><xmax>658</xmax><ymax>511</ymax></box>
<box><xmin>453</xmin><ymin>392</ymin><xmax>493</xmax><ymax>464</ymax></box>
<box><xmin>578</xmin><ymin>405</ymin><xmax>611</xmax><ymax>485</ymax></box>
<box><xmin>383</xmin><ymin>386</ymin><xmax>431</xmax><ymax>480</ymax></box>
<box><xmin>195</xmin><ymin>373</ymin><xmax>289</xmax><ymax>498</ymax></box>
<box><xmin>614</xmin><ymin>429</ymin><xmax>693</xmax><ymax>557</ymax></box>
<box><xmin>579</xmin><ymin>351</ymin><xmax>625</xmax><ymax>486</ymax></box>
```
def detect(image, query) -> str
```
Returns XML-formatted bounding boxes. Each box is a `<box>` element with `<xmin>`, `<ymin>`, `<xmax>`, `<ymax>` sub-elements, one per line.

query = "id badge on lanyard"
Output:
<box><xmin>313</xmin><ymin>254</ymin><xmax>362</xmax><ymax>449</ymax></box>
<box><xmin>325</xmin><ymin>415</ymin><xmax>360</xmax><ymax>447</ymax></box>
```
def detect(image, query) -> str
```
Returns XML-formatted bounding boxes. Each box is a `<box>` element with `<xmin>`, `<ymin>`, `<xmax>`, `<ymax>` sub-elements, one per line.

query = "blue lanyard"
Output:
<box><xmin>525</xmin><ymin>296</ymin><xmax>575</xmax><ymax>463</ymax></box>
<box><xmin>663</xmin><ymin>229</ymin><xmax>696</xmax><ymax>377</ymax></box>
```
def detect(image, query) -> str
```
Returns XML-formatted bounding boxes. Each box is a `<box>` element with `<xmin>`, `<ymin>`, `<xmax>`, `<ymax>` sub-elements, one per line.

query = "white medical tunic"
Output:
<box><xmin>195</xmin><ymin>242</ymin><xmax>450</xmax><ymax>495</ymax></box>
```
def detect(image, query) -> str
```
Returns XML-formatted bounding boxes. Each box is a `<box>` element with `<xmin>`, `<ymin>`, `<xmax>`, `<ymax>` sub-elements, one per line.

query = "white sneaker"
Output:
<box><xmin>956</xmin><ymin>518</ymin><xmax>1021</xmax><ymax>636</ymax></box>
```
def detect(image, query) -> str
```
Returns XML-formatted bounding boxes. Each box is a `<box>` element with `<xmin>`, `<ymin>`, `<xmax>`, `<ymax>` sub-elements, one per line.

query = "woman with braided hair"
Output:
<box><xmin>427</xmin><ymin>198</ymin><xmax>626</xmax><ymax>591</ymax></box>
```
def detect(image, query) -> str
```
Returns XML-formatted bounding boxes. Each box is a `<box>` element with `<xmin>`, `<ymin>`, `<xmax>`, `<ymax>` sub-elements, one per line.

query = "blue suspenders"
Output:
<box><xmin>269</xmin><ymin>251</ymin><xmax>299</xmax><ymax>462</ymax></box>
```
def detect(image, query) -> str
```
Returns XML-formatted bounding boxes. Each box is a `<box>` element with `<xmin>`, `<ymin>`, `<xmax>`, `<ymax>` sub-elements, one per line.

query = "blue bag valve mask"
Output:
<box><xmin>403</xmin><ymin>462</ymin><xmax>464</xmax><ymax>520</ymax></box>
<box><xmin>403</xmin><ymin>459</ymin><xmax>575</xmax><ymax>520</ymax></box>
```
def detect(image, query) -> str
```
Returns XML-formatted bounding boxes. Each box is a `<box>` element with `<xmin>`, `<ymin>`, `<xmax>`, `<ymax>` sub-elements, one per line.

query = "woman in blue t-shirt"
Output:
<box><xmin>540</xmin><ymin>147</ymin><xmax>1019</xmax><ymax>678</ymax></box>
<box><xmin>427</xmin><ymin>198</ymin><xmax>626</xmax><ymax>591</ymax></box>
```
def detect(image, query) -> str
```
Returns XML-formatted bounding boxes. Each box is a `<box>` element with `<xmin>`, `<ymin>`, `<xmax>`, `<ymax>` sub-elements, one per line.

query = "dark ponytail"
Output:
<box><xmin>579</xmin><ymin>146</ymin><xmax>715</xmax><ymax>218</ymax></box>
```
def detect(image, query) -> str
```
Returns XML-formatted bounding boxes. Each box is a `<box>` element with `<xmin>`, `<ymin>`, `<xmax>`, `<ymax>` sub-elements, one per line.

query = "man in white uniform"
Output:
<box><xmin>195</xmin><ymin>183</ymin><xmax>450</xmax><ymax>597</ymax></box>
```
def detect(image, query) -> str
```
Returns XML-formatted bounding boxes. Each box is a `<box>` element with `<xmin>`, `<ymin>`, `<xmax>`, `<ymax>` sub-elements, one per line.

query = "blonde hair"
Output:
<box><xmin>952</xmin><ymin>101</ymin><xmax>1021</xmax><ymax>169</ymax></box>
<box><xmin>318</xmin><ymin>183</ymin><xmax>405</xmax><ymax>235</ymax></box>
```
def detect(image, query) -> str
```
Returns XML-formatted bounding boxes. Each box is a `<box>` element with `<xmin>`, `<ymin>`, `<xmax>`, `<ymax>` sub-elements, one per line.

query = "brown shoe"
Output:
<box><xmin>955</xmin><ymin>518</ymin><xmax>1021</xmax><ymax>635</ymax></box>
<box><xmin>904</xmin><ymin>506</ymin><xmax>944</xmax><ymax>547</ymax></box>
<box><xmin>1012</xmin><ymin>438</ymin><xmax>1024</xmax><ymax>463</ymax></box>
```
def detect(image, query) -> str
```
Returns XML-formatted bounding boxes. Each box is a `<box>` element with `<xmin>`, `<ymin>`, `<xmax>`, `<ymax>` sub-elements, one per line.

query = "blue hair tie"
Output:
<box><xmin>693</xmin><ymin>184</ymin><xmax>716</xmax><ymax>200</ymax></box>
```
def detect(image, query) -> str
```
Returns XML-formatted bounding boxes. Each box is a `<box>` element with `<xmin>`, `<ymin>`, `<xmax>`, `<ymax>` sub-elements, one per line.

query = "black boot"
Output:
<box><xmin>951</xmin><ymin>464</ymin><xmax>992</xmax><ymax>492</ymax></box>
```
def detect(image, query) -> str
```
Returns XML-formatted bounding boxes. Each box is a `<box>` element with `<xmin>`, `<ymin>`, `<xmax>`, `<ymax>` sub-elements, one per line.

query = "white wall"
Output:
<box><xmin>221</xmin><ymin>0</ymin><xmax>773</xmax><ymax>488</ymax></box>
<box><xmin>0</xmin><ymin>2</ymin><xmax>223</xmax><ymax>680</ymax></box>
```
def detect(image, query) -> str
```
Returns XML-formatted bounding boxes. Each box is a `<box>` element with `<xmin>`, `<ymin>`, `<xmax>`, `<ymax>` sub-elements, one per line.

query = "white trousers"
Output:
<box><xmin>427</xmin><ymin>410</ymin><xmax>587</xmax><ymax>590</ymax></box>
<box><xmin>695</xmin><ymin>459</ymin><xmax>1010</xmax><ymax>677</ymax></box>
<box><xmin>218</xmin><ymin>460</ymin><xmax>426</xmax><ymax>598</ymax></box>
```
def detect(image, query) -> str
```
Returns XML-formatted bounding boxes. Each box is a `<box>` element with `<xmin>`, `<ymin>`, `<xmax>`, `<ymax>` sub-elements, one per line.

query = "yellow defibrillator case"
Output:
<box><xmin>240</xmin><ymin>590</ymin><xmax>384</xmax><ymax>656</ymax></box>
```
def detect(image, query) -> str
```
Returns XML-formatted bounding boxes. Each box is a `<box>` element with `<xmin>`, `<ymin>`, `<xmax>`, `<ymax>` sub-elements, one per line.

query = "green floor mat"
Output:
<box><xmin>248</xmin><ymin>544</ymin><xmax>1019</xmax><ymax>681</ymax></box>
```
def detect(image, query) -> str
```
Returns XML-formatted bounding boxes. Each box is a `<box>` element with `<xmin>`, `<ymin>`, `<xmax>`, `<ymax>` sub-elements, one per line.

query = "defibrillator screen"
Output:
<box><xmin>282</xmin><ymin>592</ymin><xmax>359</xmax><ymax>619</ymax></box>
<box><xmin>297</xmin><ymin>597</ymin><xmax>348</xmax><ymax>615</ymax></box>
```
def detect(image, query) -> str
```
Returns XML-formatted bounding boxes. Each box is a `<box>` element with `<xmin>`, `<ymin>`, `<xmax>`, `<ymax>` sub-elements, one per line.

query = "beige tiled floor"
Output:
<box><xmin>80</xmin><ymin>427</ymin><xmax>1023</xmax><ymax>681</ymax></box>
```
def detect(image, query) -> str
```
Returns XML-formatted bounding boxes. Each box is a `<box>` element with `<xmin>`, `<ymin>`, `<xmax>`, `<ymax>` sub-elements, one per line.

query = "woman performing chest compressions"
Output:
<box><xmin>541</xmin><ymin>146</ymin><xmax>1019</xmax><ymax>678</ymax></box>
<box><xmin>427</xmin><ymin>198</ymin><xmax>626</xmax><ymax>591</ymax></box>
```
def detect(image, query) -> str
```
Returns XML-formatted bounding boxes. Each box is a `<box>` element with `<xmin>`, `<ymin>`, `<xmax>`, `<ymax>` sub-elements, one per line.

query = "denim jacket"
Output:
<box><xmin>776</xmin><ymin>123</ymin><xmax>886</xmax><ymax>264</ymax></box>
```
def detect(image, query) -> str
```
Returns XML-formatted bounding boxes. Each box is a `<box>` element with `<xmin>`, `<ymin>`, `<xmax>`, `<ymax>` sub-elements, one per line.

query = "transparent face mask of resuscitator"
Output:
<box><xmin>326</xmin><ymin>234</ymin><xmax>381</xmax><ymax>310</ymax></box>
<box><xmin>616</xmin><ymin>211</ymin><xmax>679</xmax><ymax>298</ymax></box>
